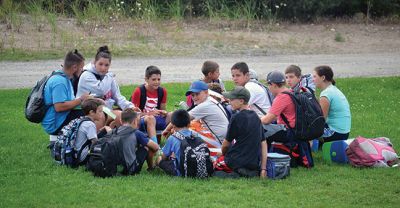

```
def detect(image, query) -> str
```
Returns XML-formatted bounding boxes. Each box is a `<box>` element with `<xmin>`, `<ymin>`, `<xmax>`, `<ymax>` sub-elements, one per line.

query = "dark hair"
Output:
<box><xmin>314</xmin><ymin>65</ymin><xmax>336</xmax><ymax>85</ymax></box>
<box><xmin>121</xmin><ymin>108</ymin><xmax>138</xmax><ymax>124</ymax></box>
<box><xmin>201</xmin><ymin>61</ymin><xmax>219</xmax><ymax>76</ymax></box>
<box><xmin>145</xmin><ymin>65</ymin><xmax>161</xmax><ymax>79</ymax></box>
<box><xmin>285</xmin><ymin>65</ymin><xmax>302</xmax><ymax>78</ymax></box>
<box><xmin>95</xmin><ymin>45</ymin><xmax>112</xmax><ymax>62</ymax></box>
<box><xmin>208</xmin><ymin>83</ymin><xmax>223</xmax><ymax>94</ymax></box>
<box><xmin>231</xmin><ymin>62</ymin><xmax>249</xmax><ymax>75</ymax></box>
<box><xmin>64</xmin><ymin>49</ymin><xmax>85</xmax><ymax>69</ymax></box>
<box><xmin>171</xmin><ymin>109</ymin><xmax>190</xmax><ymax>128</ymax></box>
<box><xmin>81</xmin><ymin>98</ymin><xmax>104</xmax><ymax>115</ymax></box>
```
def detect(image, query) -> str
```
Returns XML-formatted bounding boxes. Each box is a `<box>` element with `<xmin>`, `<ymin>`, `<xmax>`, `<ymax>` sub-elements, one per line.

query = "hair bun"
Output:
<box><xmin>97</xmin><ymin>45</ymin><xmax>110</xmax><ymax>54</ymax></box>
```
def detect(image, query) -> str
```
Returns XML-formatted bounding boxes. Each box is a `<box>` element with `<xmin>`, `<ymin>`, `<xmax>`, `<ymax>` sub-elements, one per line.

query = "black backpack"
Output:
<box><xmin>139</xmin><ymin>84</ymin><xmax>164</xmax><ymax>111</ymax></box>
<box><xmin>25</xmin><ymin>71</ymin><xmax>62</xmax><ymax>123</ymax></box>
<box><xmin>175</xmin><ymin>132</ymin><xmax>213</xmax><ymax>178</ymax></box>
<box><xmin>86</xmin><ymin>128</ymin><xmax>134</xmax><ymax>177</ymax></box>
<box><xmin>281</xmin><ymin>90</ymin><xmax>325</xmax><ymax>141</ymax></box>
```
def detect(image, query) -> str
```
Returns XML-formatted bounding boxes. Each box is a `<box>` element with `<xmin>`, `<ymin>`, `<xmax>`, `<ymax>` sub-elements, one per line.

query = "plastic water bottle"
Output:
<box><xmin>178</xmin><ymin>101</ymin><xmax>189</xmax><ymax>110</ymax></box>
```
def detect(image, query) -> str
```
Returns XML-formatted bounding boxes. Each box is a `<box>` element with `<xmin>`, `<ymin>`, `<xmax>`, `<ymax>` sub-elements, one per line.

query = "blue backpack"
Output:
<box><xmin>52</xmin><ymin>117</ymin><xmax>91</xmax><ymax>167</ymax></box>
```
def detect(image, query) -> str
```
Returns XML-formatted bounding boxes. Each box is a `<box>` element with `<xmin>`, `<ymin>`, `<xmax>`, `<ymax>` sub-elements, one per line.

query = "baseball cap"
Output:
<box><xmin>222</xmin><ymin>86</ymin><xmax>251</xmax><ymax>103</ymax></box>
<box><xmin>266</xmin><ymin>70</ymin><xmax>286</xmax><ymax>84</ymax></box>
<box><xmin>185</xmin><ymin>80</ymin><xmax>208</xmax><ymax>96</ymax></box>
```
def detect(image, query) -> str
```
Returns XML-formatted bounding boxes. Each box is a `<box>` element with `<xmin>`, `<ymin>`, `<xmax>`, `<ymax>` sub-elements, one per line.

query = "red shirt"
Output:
<box><xmin>269</xmin><ymin>91</ymin><xmax>296</xmax><ymax>128</ymax></box>
<box><xmin>131</xmin><ymin>86</ymin><xmax>167</xmax><ymax>113</ymax></box>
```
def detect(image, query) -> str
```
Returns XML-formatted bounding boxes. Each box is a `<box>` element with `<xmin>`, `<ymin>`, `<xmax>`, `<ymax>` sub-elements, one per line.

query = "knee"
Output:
<box><xmin>144</xmin><ymin>115</ymin><xmax>156</xmax><ymax>124</ymax></box>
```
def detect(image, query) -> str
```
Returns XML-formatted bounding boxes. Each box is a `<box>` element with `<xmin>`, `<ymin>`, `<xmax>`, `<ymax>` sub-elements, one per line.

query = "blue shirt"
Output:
<box><xmin>162</xmin><ymin>129</ymin><xmax>192</xmax><ymax>176</ymax></box>
<box><xmin>42</xmin><ymin>70</ymin><xmax>75</xmax><ymax>134</ymax></box>
<box><xmin>320</xmin><ymin>84</ymin><xmax>351</xmax><ymax>134</ymax></box>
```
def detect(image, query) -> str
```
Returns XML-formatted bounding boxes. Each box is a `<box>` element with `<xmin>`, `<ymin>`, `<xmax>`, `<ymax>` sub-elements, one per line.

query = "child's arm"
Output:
<box><xmin>260</xmin><ymin>140</ymin><xmax>268</xmax><ymax>178</ymax></box>
<box><xmin>221</xmin><ymin>139</ymin><xmax>231</xmax><ymax>155</ymax></box>
<box><xmin>260</xmin><ymin>113</ymin><xmax>277</xmax><ymax>125</ymax></box>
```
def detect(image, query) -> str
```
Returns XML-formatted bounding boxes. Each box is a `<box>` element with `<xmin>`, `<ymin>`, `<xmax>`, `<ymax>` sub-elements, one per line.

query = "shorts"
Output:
<box><xmin>322</xmin><ymin>127</ymin><xmax>350</xmax><ymax>143</ymax></box>
<box><xmin>132</xmin><ymin>146</ymin><xmax>148</xmax><ymax>174</ymax></box>
<box><xmin>158</xmin><ymin>159</ymin><xmax>178</xmax><ymax>176</ymax></box>
<box><xmin>51</xmin><ymin>109</ymin><xmax>84</xmax><ymax>135</ymax></box>
<box><xmin>139</xmin><ymin>115</ymin><xmax>167</xmax><ymax>132</ymax></box>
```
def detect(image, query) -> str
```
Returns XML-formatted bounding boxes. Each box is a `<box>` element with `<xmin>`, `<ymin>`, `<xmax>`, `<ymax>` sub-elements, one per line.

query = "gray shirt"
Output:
<box><xmin>189</xmin><ymin>97</ymin><xmax>229</xmax><ymax>140</ymax></box>
<box><xmin>74</xmin><ymin>120</ymin><xmax>97</xmax><ymax>162</ymax></box>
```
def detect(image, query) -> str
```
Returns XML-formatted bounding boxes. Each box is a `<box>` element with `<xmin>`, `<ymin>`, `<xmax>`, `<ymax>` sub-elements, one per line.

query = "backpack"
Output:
<box><xmin>298</xmin><ymin>74</ymin><xmax>316</xmax><ymax>95</ymax></box>
<box><xmin>86</xmin><ymin>127</ymin><xmax>135</xmax><ymax>177</ymax></box>
<box><xmin>25</xmin><ymin>71</ymin><xmax>62</xmax><ymax>123</ymax></box>
<box><xmin>271</xmin><ymin>141</ymin><xmax>314</xmax><ymax>168</ymax></box>
<box><xmin>346</xmin><ymin>136</ymin><xmax>399</xmax><ymax>168</ymax></box>
<box><xmin>139</xmin><ymin>84</ymin><xmax>164</xmax><ymax>111</ymax></box>
<box><xmin>52</xmin><ymin>117</ymin><xmax>91</xmax><ymax>167</ymax></box>
<box><xmin>281</xmin><ymin>90</ymin><xmax>325</xmax><ymax>141</ymax></box>
<box><xmin>174</xmin><ymin>132</ymin><xmax>214</xmax><ymax>178</ymax></box>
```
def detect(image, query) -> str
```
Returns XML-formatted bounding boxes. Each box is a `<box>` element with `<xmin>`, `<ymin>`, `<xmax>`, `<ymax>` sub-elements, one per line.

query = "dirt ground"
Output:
<box><xmin>1</xmin><ymin>18</ymin><xmax>399</xmax><ymax>89</ymax></box>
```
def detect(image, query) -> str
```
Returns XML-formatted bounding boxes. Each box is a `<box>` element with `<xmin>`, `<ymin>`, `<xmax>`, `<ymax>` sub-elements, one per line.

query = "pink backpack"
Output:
<box><xmin>346</xmin><ymin>136</ymin><xmax>399</xmax><ymax>167</ymax></box>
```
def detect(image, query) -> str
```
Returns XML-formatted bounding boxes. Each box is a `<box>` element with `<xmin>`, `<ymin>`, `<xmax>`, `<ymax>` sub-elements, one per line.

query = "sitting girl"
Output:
<box><xmin>77</xmin><ymin>46</ymin><xmax>139</xmax><ymax>128</ymax></box>
<box><xmin>313</xmin><ymin>65</ymin><xmax>351</xmax><ymax>142</ymax></box>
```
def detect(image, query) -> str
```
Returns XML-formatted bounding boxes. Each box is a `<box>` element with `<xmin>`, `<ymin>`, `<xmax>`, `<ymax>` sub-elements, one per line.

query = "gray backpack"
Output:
<box><xmin>25</xmin><ymin>71</ymin><xmax>62</xmax><ymax>123</ymax></box>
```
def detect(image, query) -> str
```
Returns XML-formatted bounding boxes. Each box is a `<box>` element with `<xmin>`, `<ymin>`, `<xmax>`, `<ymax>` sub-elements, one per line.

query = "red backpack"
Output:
<box><xmin>346</xmin><ymin>136</ymin><xmax>399</xmax><ymax>167</ymax></box>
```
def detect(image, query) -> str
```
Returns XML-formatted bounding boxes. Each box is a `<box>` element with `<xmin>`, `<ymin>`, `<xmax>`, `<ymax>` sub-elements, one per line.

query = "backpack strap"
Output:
<box><xmin>249</xmin><ymin>80</ymin><xmax>273</xmax><ymax>106</ymax></box>
<box><xmin>210</xmin><ymin>98</ymin><xmax>229</xmax><ymax>120</ymax></box>
<box><xmin>202</xmin><ymin>120</ymin><xmax>223</xmax><ymax>145</ymax></box>
<box><xmin>280</xmin><ymin>92</ymin><xmax>295</xmax><ymax>129</ymax></box>
<box><xmin>139</xmin><ymin>84</ymin><xmax>147</xmax><ymax>111</ymax></box>
<box><xmin>157</xmin><ymin>87</ymin><xmax>164</xmax><ymax>110</ymax></box>
<box><xmin>83</xmin><ymin>70</ymin><xmax>102</xmax><ymax>81</ymax></box>
<box><xmin>253</xmin><ymin>103</ymin><xmax>267</xmax><ymax>116</ymax></box>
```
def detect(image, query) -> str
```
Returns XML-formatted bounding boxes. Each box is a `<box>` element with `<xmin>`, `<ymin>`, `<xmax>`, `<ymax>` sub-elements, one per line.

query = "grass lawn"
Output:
<box><xmin>0</xmin><ymin>77</ymin><xmax>399</xmax><ymax>207</ymax></box>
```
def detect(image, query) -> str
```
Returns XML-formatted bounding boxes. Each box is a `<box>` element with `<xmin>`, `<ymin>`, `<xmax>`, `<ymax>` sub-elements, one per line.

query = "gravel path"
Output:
<box><xmin>0</xmin><ymin>53</ymin><xmax>399</xmax><ymax>89</ymax></box>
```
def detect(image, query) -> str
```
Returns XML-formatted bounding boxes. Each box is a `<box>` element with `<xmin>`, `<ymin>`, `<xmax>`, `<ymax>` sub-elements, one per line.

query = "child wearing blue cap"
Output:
<box><xmin>162</xmin><ymin>81</ymin><xmax>229</xmax><ymax>143</ymax></box>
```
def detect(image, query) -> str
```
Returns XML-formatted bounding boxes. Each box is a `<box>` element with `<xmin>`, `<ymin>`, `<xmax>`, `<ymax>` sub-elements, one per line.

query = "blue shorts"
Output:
<box><xmin>139</xmin><ymin>115</ymin><xmax>167</xmax><ymax>132</ymax></box>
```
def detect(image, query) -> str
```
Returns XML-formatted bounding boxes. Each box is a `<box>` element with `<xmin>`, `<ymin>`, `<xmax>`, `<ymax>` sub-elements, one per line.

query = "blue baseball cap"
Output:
<box><xmin>185</xmin><ymin>80</ymin><xmax>209</xmax><ymax>96</ymax></box>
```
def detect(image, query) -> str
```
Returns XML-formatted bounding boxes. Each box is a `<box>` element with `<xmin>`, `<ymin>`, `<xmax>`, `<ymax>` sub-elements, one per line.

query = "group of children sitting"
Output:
<box><xmin>44</xmin><ymin>45</ymin><xmax>351</xmax><ymax>179</ymax></box>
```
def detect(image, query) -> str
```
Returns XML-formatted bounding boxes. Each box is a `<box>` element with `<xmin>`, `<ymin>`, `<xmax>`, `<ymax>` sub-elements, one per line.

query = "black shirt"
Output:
<box><xmin>225</xmin><ymin>109</ymin><xmax>265</xmax><ymax>170</ymax></box>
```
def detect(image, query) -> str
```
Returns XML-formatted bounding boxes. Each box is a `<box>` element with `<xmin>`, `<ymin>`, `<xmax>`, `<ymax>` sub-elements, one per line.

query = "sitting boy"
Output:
<box><xmin>285</xmin><ymin>65</ymin><xmax>316</xmax><ymax>94</ymax></box>
<box><xmin>74</xmin><ymin>98</ymin><xmax>108</xmax><ymax>164</ymax></box>
<box><xmin>118</xmin><ymin>108</ymin><xmax>160</xmax><ymax>174</ymax></box>
<box><xmin>131</xmin><ymin>66</ymin><xmax>171</xmax><ymax>144</ymax></box>
<box><xmin>186</xmin><ymin>61</ymin><xmax>225</xmax><ymax>109</ymax></box>
<box><xmin>163</xmin><ymin>81</ymin><xmax>229</xmax><ymax>144</ymax></box>
<box><xmin>157</xmin><ymin>109</ymin><xmax>192</xmax><ymax>176</ymax></box>
<box><xmin>214</xmin><ymin>86</ymin><xmax>267</xmax><ymax>178</ymax></box>
<box><xmin>231</xmin><ymin>62</ymin><xmax>271</xmax><ymax>117</ymax></box>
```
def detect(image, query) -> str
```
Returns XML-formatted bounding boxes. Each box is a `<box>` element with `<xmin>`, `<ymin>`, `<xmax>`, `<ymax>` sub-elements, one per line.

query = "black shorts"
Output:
<box><xmin>132</xmin><ymin>146</ymin><xmax>148</xmax><ymax>174</ymax></box>
<box><xmin>159</xmin><ymin>159</ymin><xmax>178</xmax><ymax>176</ymax></box>
<box><xmin>51</xmin><ymin>109</ymin><xmax>84</xmax><ymax>135</ymax></box>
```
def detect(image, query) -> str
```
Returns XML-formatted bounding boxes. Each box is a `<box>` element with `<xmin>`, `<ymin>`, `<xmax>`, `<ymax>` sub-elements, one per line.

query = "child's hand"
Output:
<box><xmin>103</xmin><ymin>126</ymin><xmax>112</xmax><ymax>133</ymax></box>
<box><xmin>260</xmin><ymin>169</ymin><xmax>267</xmax><ymax>178</ymax></box>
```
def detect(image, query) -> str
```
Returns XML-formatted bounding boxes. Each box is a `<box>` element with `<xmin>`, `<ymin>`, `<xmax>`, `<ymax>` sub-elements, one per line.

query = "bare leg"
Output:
<box><xmin>144</xmin><ymin>115</ymin><xmax>156</xmax><ymax>139</ymax></box>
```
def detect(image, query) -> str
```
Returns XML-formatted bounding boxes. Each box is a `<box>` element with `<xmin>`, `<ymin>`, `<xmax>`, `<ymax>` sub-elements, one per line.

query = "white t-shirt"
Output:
<box><xmin>189</xmin><ymin>97</ymin><xmax>229</xmax><ymax>140</ymax></box>
<box><xmin>245</xmin><ymin>81</ymin><xmax>271</xmax><ymax>118</ymax></box>
<box><xmin>74</xmin><ymin>120</ymin><xmax>97</xmax><ymax>162</ymax></box>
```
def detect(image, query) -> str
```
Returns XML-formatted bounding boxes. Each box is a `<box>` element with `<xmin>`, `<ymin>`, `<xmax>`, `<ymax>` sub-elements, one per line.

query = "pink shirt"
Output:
<box><xmin>269</xmin><ymin>91</ymin><xmax>296</xmax><ymax>128</ymax></box>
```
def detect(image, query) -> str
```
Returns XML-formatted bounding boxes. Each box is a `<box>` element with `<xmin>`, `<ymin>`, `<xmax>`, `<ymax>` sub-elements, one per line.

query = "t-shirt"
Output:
<box><xmin>269</xmin><ymin>91</ymin><xmax>296</xmax><ymax>128</ymax></box>
<box><xmin>162</xmin><ymin>129</ymin><xmax>193</xmax><ymax>176</ymax></box>
<box><xmin>320</xmin><ymin>85</ymin><xmax>351</xmax><ymax>134</ymax></box>
<box><xmin>131</xmin><ymin>86</ymin><xmax>168</xmax><ymax>112</ymax></box>
<box><xmin>42</xmin><ymin>71</ymin><xmax>75</xmax><ymax>134</ymax></box>
<box><xmin>189</xmin><ymin>97</ymin><xmax>229</xmax><ymax>139</ymax></box>
<box><xmin>75</xmin><ymin>119</ymin><xmax>97</xmax><ymax>162</ymax></box>
<box><xmin>225</xmin><ymin>110</ymin><xmax>265</xmax><ymax>170</ymax></box>
<box><xmin>245</xmin><ymin>81</ymin><xmax>271</xmax><ymax>117</ymax></box>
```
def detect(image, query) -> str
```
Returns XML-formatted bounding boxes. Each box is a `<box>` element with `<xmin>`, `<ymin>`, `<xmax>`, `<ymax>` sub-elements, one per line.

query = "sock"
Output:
<box><xmin>151</xmin><ymin>136</ymin><xmax>158</xmax><ymax>144</ymax></box>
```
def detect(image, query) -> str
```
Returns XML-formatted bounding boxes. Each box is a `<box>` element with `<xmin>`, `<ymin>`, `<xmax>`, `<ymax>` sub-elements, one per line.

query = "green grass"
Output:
<box><xmin>1</xmin><ymin>77</ymin><xmax>400</xmax><ymax>207</ymax></box>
